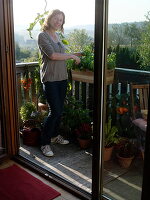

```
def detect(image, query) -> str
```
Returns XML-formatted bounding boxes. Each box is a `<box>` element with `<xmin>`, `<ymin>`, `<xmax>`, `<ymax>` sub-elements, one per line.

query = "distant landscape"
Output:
<box><xmin>14</xmin><ymin>21</ymin><xmax>144</xmax><ymax>48</ymax></box>
<box><xmin>14</xmin><ymin>24</ymin><xmax>95</xmax><ymax>46</ymax></box>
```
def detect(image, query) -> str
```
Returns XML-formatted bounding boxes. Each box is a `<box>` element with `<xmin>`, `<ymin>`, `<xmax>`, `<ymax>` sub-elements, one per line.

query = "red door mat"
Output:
<box><xmin>0</xmin><ymin>164</ymin><xmax>61</xmax><ymax>200</ymax></box>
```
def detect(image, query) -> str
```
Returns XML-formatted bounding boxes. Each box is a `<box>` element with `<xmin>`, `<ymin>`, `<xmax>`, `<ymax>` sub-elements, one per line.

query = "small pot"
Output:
<box><xmin>78</xmin><ymin>138</ymin><xmax>91</xmax><ymax>149</ymax></box>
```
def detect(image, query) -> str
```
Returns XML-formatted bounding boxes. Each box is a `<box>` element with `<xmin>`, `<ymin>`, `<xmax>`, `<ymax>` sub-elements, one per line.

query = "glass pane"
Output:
<box><xmin>13</xmin><ymin>0</ymin><xmax>95</xmax><ymax>194</ymax></box>
<box><xmin>103</xmin><ymin>0</ymin><xmax>150</xmax><ymax>199</ymax></box>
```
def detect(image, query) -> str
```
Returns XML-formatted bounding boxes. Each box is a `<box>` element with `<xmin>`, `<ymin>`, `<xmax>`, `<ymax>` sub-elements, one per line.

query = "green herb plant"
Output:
<box><xmin>104</xmin><ymin>119</ymin><xmax>119</xmax><ymax>148</ymax></box>
<box><xmin>62</xmin><ymin>96</ymin><xmax>92</xmax><ymax>132</ymax></box>
<box><xmin>107</xmin><ymin>52</ymin><xmax>116</xmax><ymax>70</ymax></box>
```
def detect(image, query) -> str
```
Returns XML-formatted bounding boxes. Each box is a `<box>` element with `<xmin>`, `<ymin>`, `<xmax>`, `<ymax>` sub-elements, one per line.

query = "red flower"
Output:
<box><xmin>116</xmin><ymin>107</ymin><xmax>128</xmax><ymax>115</ymax></box>
<box><xmin>20</xmin><ymin>78</ymin><xmax>32</xmax><ymax>91</ymax></box>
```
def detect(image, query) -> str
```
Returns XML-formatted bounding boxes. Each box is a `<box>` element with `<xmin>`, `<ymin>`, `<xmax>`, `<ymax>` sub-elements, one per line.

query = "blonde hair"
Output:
<box><xmin>42</xmin><ymin>9</ymin><xmax>65</xmax><ymax>32</ymax></box>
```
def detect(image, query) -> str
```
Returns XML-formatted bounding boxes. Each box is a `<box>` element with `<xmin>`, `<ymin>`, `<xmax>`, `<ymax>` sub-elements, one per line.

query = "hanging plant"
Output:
<box><xmin>27</xmin><ymin>0</ymin><xmax>69</xmax><ymax>46</ymax></box>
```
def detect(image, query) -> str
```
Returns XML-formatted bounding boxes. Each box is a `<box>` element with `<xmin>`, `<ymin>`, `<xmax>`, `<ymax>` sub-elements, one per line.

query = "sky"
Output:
<box><xmin>13</xmin><ymin>0</ymin><xmax>150</xmax><ymax>28</ymax></box>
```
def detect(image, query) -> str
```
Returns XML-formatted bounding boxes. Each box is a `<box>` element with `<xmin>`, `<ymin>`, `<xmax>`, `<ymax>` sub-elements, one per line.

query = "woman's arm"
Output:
<box><xmin>50</xmin><ymin>53</ymin><xmax>80</xmax><ymax>64</ymax></box>
<box><xmin>38</xmin><ymin>33</ymin><xmax>80</xmax><ymax>64</ymax></box>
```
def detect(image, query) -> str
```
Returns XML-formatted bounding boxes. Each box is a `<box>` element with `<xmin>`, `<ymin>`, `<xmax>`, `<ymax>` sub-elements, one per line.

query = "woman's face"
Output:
<box><xmin>49</xmin><ymin>14</ymin><xmax>64</xmax><ymax>31</ymax></box>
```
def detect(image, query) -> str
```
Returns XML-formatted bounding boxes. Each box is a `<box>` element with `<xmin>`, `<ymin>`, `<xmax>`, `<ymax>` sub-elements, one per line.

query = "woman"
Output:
<box><xmin>38</xmin><ymin>9</ymin><xmax>80</xmax><ymax>157</ymax></box>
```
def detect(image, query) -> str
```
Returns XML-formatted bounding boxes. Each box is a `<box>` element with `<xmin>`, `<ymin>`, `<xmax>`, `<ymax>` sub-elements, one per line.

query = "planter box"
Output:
<box><xmin>71</xmin><ymin>70</ymin><xmax>94</xmax><ymax>83</ymax></box>
<box><xmin>71</xmin><ymin>69</ymin><xmax>114</xmax><ymax>85</ymax></box>
<box><xmin>106</xmin><ymin>69</ymin><xmax>115</xmax><ymax>85</ymax></box>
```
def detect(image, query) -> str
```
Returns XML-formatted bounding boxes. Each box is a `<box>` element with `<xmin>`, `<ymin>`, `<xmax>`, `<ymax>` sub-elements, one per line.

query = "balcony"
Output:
<box><xmin>16</xmin><ymin>62</ymin><xmax>149</xmax><ymax>199</ymax></box>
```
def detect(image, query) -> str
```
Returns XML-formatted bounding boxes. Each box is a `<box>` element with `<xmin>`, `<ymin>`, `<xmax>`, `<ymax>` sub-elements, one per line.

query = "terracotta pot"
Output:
<box><xmin>78</xmin><ymin>138</ymin><xmax>91</xmax><ymax>149</ymax></box>
<box><xmin>22</xmin><ymin>128</ymin><xmax>41</xmax><ymax>146</ymax></box>
<box><xmin>116</xmin><ymin>153</ymin><xmax>134</xmax><ymax>168</ymax></box>
<box><xmin>104</xmin><ymin>146</ymin><xmax>114</xmax><ymax>161</ymax></box>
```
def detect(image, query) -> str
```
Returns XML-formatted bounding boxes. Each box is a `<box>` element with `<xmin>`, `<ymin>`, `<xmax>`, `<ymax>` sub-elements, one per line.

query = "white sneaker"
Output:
<box><xmin>51</xmin><ymin>135</ymin><xmax>69</xmax><ymax>145</ymax></box>
<box><xmin>41</xmin><ymin>145</ymin><xmax>54</xmax><ymax>157</ymax></box>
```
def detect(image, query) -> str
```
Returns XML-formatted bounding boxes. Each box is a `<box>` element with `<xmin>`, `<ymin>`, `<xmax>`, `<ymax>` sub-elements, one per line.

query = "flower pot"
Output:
<box><xmin>22</xmin><ymin>128</ymin><xmax>41</xmax><ymax>146</ymax></box>
<box><xmin>78</xmin><ymin>138</ymin><xmax>91</xmax><ymax>149</ymax></box>
<box><xmin>116</xmin><ymin>153</ymin><xmax>134</xmax><ymax>168</ymax></box>
<box><xmin>104</xmin><ymin>146</ymin><xmax>114</xmax><ymax>161</ymax></box>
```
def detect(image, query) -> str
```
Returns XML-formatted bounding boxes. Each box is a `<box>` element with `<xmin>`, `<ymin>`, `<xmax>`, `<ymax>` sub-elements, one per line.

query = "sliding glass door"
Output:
<box><xmin>1</xmin><ymin>0</ymin><xmax>150</xmax><ymax>199</ymax></box>
<box><xmin>102</xmin><ymin>1</ymin><xmax>150</xmax><ymax>200</ymax></box>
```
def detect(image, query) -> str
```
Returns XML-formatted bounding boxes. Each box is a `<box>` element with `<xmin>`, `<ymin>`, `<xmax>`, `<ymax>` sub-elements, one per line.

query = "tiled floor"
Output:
<box><xmin>0</xmin><ymin>160</ymin><xmax>81</xmax><ymax>200</ymax></box>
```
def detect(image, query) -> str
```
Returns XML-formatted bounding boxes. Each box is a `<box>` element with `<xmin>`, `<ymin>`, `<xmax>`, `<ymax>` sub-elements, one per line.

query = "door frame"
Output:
<box><xmin>92</xmin><ymin>0</ymin><xmax>108</xmax><ymax>199</ymax></box>
<box><xmin>0</xmin><ymin>0</ymin><xmax>19</xmax><ymax>158</ymax></box>
<box><xmin>1</xmin><ymin>0</ymin><xmax>150</xmax><ymax>200</ymax></box>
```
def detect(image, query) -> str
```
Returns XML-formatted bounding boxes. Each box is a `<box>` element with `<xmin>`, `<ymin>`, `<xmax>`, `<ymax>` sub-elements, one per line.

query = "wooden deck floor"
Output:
<box><xmin>19</xmin><ymin>140</ymin><xmax>143</xmax><ymax>200</ymax></box>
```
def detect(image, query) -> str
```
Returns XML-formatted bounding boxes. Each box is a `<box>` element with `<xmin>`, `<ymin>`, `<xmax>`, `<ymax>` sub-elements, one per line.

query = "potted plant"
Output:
<box><xmin>68</xmin><ymin>45</ymin><xmax>94</xmax><ymax>83</ymax></box>
<box><xmin>74</xmin><ymin>123</ymin><xmax>92</xmax><ymax>149</ymax></box>
<box><xmin>104</xmin><ymin>119</ymin><xmax>119</xmax><ymax>161</ymax></box>
<box><xmin>61</xmin><ymin>96</ymin><xmax>92</xmax><ymax>143</ymax></box>
<box><xmin>20</xmin><ymin>102</ymin><xmax>44</xmax><ymax>146</ymax></box>
<box><xmin>116</xmin><ymin>140</ymin><xmax>135</xmax><ymax>168</ymax></box>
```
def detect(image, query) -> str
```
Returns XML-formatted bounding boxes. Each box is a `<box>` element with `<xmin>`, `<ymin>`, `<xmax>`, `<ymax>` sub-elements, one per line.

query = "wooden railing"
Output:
<box><xmin>16</xmin><ymin>62</ymin><xmax>150</xmax><ymax>114</ymax></box>
<box><xmin>16</xmin><ymin>62</ymin><xmax>39</xmax><ymax>110</ymax></box>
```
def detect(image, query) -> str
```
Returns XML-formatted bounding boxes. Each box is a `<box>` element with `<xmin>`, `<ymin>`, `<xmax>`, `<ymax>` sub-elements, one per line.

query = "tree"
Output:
<box><xmin>137</xmin><ymin>11</ymin><xmax>150</xmax><ymax>70</ymax></box>
<box><xmin>66</xmin><ymin>29</ymin><xmax>93</xmax><ymax>52</ymax></box>
<box><xmin>123</xmin><ymin>23</ymin><xmax>142</xmax><ymax>47</ymax></box>
<box><xmin>15</xmin><ymin>42</ymin><xmax>35</xmax><ymax>62</ymax></box>
<box><xmin>111</xmin><ymin>24</ymin><xmax>126</xmax><ymax>46</ymax></box>
<box><xmin>15</xmin><ymin>43</ymin><xmax>21</xmax><ymax>61</ymax></box>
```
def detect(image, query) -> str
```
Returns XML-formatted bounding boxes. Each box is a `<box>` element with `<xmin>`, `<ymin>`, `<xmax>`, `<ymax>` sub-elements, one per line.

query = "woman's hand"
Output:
<box><xmin>72</xmin><ymin>55</ymin><xmax>81</xmax><ymax>65</ymax></box>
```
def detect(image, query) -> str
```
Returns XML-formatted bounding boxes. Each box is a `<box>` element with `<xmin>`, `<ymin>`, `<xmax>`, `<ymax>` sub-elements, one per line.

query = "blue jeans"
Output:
<box><xmin>41</xmin><ymin>80</ymin><xmax>67</xmax><ymax>145</ymax></box>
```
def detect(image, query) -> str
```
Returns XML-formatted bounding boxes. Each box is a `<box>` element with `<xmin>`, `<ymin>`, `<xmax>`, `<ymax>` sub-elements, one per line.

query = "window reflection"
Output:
<box><xmin>103</xmin><ymin>0</ymin><xmax>150</xmax><ymax>199</ymax></box>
